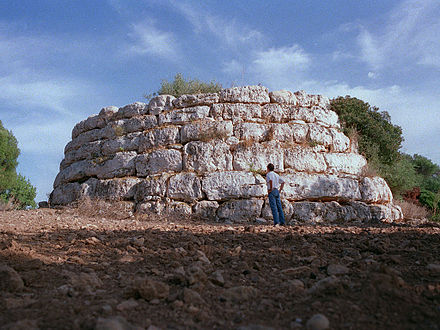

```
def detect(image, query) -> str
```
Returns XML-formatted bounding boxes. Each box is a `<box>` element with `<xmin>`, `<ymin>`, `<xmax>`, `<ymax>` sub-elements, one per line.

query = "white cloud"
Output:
<box><xmin>127</xmin><ymin>21</ymin><xmax>178</xmax><ymax>60</ymax></box>
<box><xmin>251</xmin><ymin>44</ymin><xmax>312</xmax><ymax>88</ymax></box>
<box><xmin>169</xmin><ymin>1</ymin><xmax>263</xmax><ymax>48</ymax></box>
<box><xmin>357</xmin><ymin>0</ymin><xmax>440</xmax><ymax>69</ymax></box>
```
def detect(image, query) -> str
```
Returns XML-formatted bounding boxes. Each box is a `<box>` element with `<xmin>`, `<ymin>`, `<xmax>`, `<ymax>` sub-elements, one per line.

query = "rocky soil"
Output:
<box><xmin>0</xmin><ymin>208</ymin><xmax>439</xmax><ymax>329</ymax></box>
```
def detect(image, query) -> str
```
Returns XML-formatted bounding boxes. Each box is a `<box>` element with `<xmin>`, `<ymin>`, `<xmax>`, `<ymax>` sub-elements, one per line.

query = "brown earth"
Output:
<box><xmin>0</xmin><ymin>208</ymin><xmax>439</xmax><ymax>329</ymax></box>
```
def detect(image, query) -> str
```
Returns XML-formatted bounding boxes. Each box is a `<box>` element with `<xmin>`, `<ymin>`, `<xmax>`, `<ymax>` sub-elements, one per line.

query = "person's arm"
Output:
<box><xmin>268</xmin><ymin>180</ymin><xmax>273</xmax><ymax>194</ymax></box>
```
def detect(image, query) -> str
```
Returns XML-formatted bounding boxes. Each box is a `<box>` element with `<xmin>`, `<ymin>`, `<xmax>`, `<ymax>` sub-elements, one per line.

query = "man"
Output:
<box><xmin>266</xmin><ymin>163</ymin><xmax>285</xmax><ymax>226</ymax></box>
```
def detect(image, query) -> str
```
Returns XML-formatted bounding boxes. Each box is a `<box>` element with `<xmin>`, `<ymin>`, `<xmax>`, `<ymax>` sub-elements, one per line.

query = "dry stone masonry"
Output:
<box><xmin>50</xmin><ymin>86</ymin><xmax>403</xmax><ymax>223</ymax></box>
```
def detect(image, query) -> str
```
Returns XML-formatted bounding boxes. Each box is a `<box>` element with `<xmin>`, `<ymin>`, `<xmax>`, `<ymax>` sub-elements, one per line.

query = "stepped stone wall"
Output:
<box><xmin>50</xmin><ymin>86</ymin><xmax>403</xmax><ymax>223</ymax></box>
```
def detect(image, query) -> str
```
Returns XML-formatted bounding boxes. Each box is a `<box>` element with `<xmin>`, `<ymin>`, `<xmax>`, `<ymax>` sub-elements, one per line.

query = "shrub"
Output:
<box><xmin>394</xmin><ymin>199</ymin><xmax>429</xmax><ymax>220</ymax></box>
<box><xmin>146</xmin><ymin>73</ymin><xmax>222</xmax><ymax>99</ymax></box>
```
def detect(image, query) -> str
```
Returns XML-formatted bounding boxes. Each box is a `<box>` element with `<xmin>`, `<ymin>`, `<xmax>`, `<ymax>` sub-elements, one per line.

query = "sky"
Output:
<box><xmin>0</xmin><ymin>0</ymin><xmax>439</xmax><ymax>203</ymax></box>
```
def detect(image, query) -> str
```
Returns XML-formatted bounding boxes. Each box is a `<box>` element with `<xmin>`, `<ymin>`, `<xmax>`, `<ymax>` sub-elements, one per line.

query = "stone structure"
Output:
<box><xmin>50</xmin><ymin>86</ymin><xmax>403</xmax><ymax>223</ymax></box>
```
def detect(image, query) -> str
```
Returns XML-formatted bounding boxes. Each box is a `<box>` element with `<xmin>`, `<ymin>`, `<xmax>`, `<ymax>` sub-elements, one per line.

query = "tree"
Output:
<box><xmin>0</xmin><ymin>120</ymin><xmax>36</xmax><ymax>209</ymax></box>
<box><xmin>146</xmin><ymin>73</ymin><xmax>223</xmax><ymax>99</ymax></box>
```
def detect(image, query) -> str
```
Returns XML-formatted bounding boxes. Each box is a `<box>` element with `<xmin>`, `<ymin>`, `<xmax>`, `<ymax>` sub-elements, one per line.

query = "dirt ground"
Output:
<box><xmin>0</xmin><ymin>208</ymin><xmax>439</xmax><ymax>330</ymax></box>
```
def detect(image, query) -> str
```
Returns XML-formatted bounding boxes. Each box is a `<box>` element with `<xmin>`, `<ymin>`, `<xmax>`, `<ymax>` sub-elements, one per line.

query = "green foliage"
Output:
<box><xmin>0</xmin><ymin>120</ymin><xmax>36</xmax><ymax>209</ymax></box>
<box><xmin>146</xmin><ymin>73</ymin><xmax>223</xmax><ymax>99</ymax></box>
<box><xmin>331</xmin><ymin>96</ymin><xmax>403</xmax><ymax>165</ymax></box>
<box><xmin>1</xmin><ymin>174</ymin><xmax>36</xmax><ymax>209</ymax></box>
<box><xmin>0</xmin><ymin>121</ymin><xmax>20</xmax><ymax>190</ymax></box>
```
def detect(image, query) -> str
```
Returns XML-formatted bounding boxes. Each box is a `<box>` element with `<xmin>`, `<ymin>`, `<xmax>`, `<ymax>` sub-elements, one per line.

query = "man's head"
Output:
<box><xmin>267</xmin><ymin>163</ymin><xmax>274</xmax><ymax>172</ymax></box>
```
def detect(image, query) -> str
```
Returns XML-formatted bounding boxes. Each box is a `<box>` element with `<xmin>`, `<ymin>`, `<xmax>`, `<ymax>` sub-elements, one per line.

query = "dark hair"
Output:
<box><xmin>267</xmin><ymin>163</ymin><xmax>274</xmax><ymax>171</ymax></box>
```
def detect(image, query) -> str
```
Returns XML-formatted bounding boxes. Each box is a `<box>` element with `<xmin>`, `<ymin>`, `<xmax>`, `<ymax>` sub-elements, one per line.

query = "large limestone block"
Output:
<box><xmin>115</xmin><ymin>102</ymin><xmax>147</xmax><ymax>119</ymax></box>
<box><xmin>101</xmin><ymin>133</ymin><xmax>142</xmax><ymax>156</ymax></box>
<box><xmin>63</xmin><ymin>141</ymin><xmax>101</xmax><ymax>169</ymax></box>
<box><xmin>329</xmin><ymin>128</ymin><xmax>350</xmax><ymax>152</ymax></box>
<box><xmin>183</xmin><ymin>140</ymin><xmax>232</xmax><ymax>174</ymax></box>
<box><xmin>268</xmin><ymin>124</ymin><xmax>294</xmax><ymax>143</ymax></box>
<box><xmin>138</xmin><ymin>127</ymin><xmax>180</xmax><ymax>152</ymax></box>
<box><xmin>158</xmin><ymin>106</ymin><xmax>210</xmax><ymax>125</ymax></box>
<box><xmin>210</xmin><ymin>103</ymin><xmax>261</xmax><ymax>121</ymax></box>
<box><xmin>65</xmin><ymin>125</ymin><xmax>115</xmax><ymax>153</ymax></box>
<box><xmin>269</xmin><ymin>90</ymin><xmax>299</xmax><ymax>105</ymax></box>
<box><xmin>120</xmin><ymin>115</ymin><xmax>157</xmax><ymax>134</ymax></box>
<box><xmin>172</xmin><ymin>93</ymin><xmax>219</xmax><ymax>108</ymax></box>
<box><xmin>202</xmin><ymin>171</ymin><xmax>266</xmax><ymax>200</ymax></box>
<box><xmin>261</xmin><ymin>104</ymin><xmax>290</xmax><ymax>123</ymax></box>
<box><xmin>136</xmin><ymin>199</ymin><xmax>166</xmax><ymax>215</ymax></box>
<box><xmin>168</xmin><ymin>172</ymin><xmax>202</xmax><ymax>202</ymax></box>
<box><xmin>148</xmin><ymin>95</ymin><xmax>175</xmax><ymax>115</ymax></box>
<box><xmin>291</xmin><ymin>107</ymin><xmax>315</xmax><ymax>123</ymax></box>
<box><xmin>232</xmin><ymin>142</ymin><xmax>284</xmax><ymax>172</ymax></box>
<box><xmin>217</xmin><ymin>199</ymin><xmax>264</xmax><ymax>222</ymax></box>
<box><xmin>136</xmin><ymin>149</ymin><xmax>182</xmax><ymax>176</ymax></box>
<box><xmin>291</xmin><ymin>122</ymin><xmax>309</xmax><ymax>143</ymax></box>
<box><xmin>308</xmin><ymin>124</ymin><xmax>333</xmax><ymax>147</ymax></box>
<box><xmin>86</xmin><ymin>177</ymin><xmax>141</xmax><ymax>201</ymax></box>
<box><xmin>166</xmin><ymin>201</ymin><xmax>192</xmax><ymax>217</ymax></box>
<box><xmin>324</xmin><ymin>153</ymin><xmax>367</xmax><ymax>175</ymax></box>
<box><xmin>54</xmin><ymin>159</ymin><xmax>94</xmax><ymax>187</ymax></box>
<box><xmin>50</xmin><ymin>182</ymin><xmax>82</xmax><ymax>205</ymax></box>
<box><xmin>295</xmin><ymin>91</ymin><xmax>329</xmax><ymax>108</ymax></box>
<box><xmin>233</xmin><ymin>123</ymin><xmax>268</xmax><ymax>142</ymax></box>
<box><xmin>313</xmin><ymin>107</ymin><xmax>340</xmax><ymax>128</ymax></box>
<box><xmin>359</xmin><ymin>177</ymin><xmax>393</xmax><ymax>203</ymax></box>
<box><xmin>220</xmin><ymin>86</ymin><xmax>270</xmax><ymax>104</ymax></box>
<box><xmin>135</xmin><ymin>174</ymin><xmax>171</xmax><ymax>201</ymax></box>
<box><xmin>193</xmin><ymin>201</ymin><xmax>219</xmax><ymax>219</ymax></box>
<box><xmin>95</xmin><ymin>151</ymin><xmax>137</xmax><ymax>179</ymax></box>
<box><xmin>72</xmin><ymin>114</ymin><xmax>107</xmax><ymax>139</ymax></box>
<box><xmin>282</xmin><ymin>173</ymin><xmax>361</xmax><ymax>201</ymax></box>
<box><xmin>294</xmin><ymin>90</ymin><xmax>312</xmax><ymax>107</ymax></box>
<box><xmin>181</xmin><ymin>120</ymin><xmax>233</xmax><ymax>143</ymax></box>
<box><xmin>370</xmin><ymin>203</ymin><xmax>402</xmax><ymax>222</ymax></box>
<box><xmin>284</xmin><ymin>147</ymin><xmax>327</xmax><ymax>173</ymax></box>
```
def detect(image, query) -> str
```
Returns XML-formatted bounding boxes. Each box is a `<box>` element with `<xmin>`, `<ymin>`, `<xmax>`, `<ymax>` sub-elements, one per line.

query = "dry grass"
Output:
<box><xmin>0</xmin><ymin>198</ymin><xmax>17</xmax><ymax>211</ymax></box>
<box><xmin>395</xmin><ymin>199</ymin><xmax>429</xmax><ymax>220</ymax></box>
<box><xmin>347</xmin><ymin>127</ymin><xmax>360</xmax><ymax>153</ymax></box>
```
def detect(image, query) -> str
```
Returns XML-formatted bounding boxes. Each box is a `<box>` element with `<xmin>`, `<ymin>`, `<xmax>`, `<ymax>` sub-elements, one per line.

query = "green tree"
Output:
<box><xmin>0</xmin><ymin>120</ymin><xmax>36</xmax><ymax>209</ymax></box>
<box><xmin>146</xmin><ymin>73</ymin><xmax>223</xmax><ymax>99</ymax></box>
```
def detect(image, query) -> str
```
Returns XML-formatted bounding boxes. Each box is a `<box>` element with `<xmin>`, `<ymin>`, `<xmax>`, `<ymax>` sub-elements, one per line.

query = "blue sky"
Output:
<box><xmin>0</xmin><ymin>0</ymin><xmax>439</xmax><ymax>203</ymax></box>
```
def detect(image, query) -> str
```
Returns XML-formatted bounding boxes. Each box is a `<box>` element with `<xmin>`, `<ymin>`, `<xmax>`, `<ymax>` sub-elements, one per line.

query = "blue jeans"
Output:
<box><xmin>268</xmin><ymin>189</ymin><xmax>285</xmax><ymax>225</ymax></box>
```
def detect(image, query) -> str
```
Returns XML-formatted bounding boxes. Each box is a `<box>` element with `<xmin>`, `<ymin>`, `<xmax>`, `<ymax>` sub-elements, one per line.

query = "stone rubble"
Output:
<box><xmin>50</xmin><ymin>86</ymin><xmax>403</xmax><ymax>223</ymax></box>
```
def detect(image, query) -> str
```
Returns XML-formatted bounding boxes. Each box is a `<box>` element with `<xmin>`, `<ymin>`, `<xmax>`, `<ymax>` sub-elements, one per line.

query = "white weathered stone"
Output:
<box><xmin>282</xmin><ymin>173</ymin><xmax>361</xmax><ymax>201</ymax></box>
<box><xmin>308</xmin><ymin>124</ymin><xmax>333</xmax><ymax>147</ymax></box>
<box><xmin>217</xmin><ymin>199</ymin><xmax>264</xmax><ymax>222</ymax></box>
<box><xmin>54</xmin><ymin>160</ymin><xmax>94</xmax><ymax>187</ymax></box>
<box><xmin>115</xmin><ymin>102</ymin><xmax>147</xmax><ymax>119</ymax></box>
<box><xmin>65</xmin><ymin>125</ymin><xmax>115</xmax><ymax>153</ymax></box>
<box><xmin>284</xmin><ymin>147</ymin><xmax>327</xmax><ymax>173</ymax></box>
<box><xmin>166</xmin><ymin>201</ymin><xmax>192</xmax><ymax>217</ymax></box>
<box><xmin>313</xmin><ymin>107</ymin><xmax>339</xmax><ymax>128</ymax></box>
<box><xmin>183</xmin><ymin>140</ymin><xmax>232</xmax><ymax>174</ymax></box>
<box><xmin>136</xmin><ymin>149</ymin><xmax>182</xmax><ymax>176</ymax></box>
<box><xmin>101</xmin><ymin>133</ymin><xmax>142</xmax><ymax>156</ymax></box>
<box><xmin>232</xmin><ymin>141</ymin><xmax>284</xmax><ymax>172</ymax></box>
<box><xmin>181</xmin><ymin>120</ymin><xmax>233</xmax><ymax>143</ymax></box>
<box><xmin>86</xmin><ymin>177</ymin><xmax>141</xmax><ymax>201</ymax></box>
<box><xmin>172</xmin><ymin>93</ymin><xmax>219</xmax><ymax>108</ymax></box>
<box><xmin>291</xmin><ymin>107</ymin><xmax>315</xmax><ymax>123</ymax></box>
<box><xmin>168</xmin><ymin>172</ymin><xmax>202</xmax><ymax>201</ymax></box>
<box><xmin>294</xmin><ymin>90</ymin><xmax>313</xmax><ymax>107</ymax></box>
<box><xmin>291</xmin><ymin>122</ymin><xmax>309</xmax><ymax>143</ymax></box>
<box><xmin>72</xmin><ymin>114</ymin><xmax>107</xmax><ymax>139</ymax></box>
<box><xmin>148</xmin><ymin>95</ymin><xmax>175</xmax><ymax>115</ymax></box>
<box><xmin>202</xmin><ymin>171</ymin><xmax>266</xmax><ymax>200</ymax></box>
<box><xmin>329</xmin><ymin>128</ymin><xmax>350</xmax><ymax>152</ymax></box>
<box><xmin>99</xmin><ymin>105</ymin><xmax>119</xmax><ymax>119</ymax></box>
<box><xmin>211</xmin><ymin>103</ymin><xmax>261</xmax><ymax>121</ymax></box>
<box><xmin>135</xmin><ymin>174</ymin><xmax>171</xmax><ymax>201</ymax></box>
<box><xmin>359</xmin><ymin>176</ymin><xmax>393</xmax><ymax>203</ymax></box>
<box><xmin>95</xmin><ymin>152</ymin><xmax>137</xmax><ymax>179</ymax></box>
<box><xmin>269</xmin><ymin>90</ymin><xmax>299</xmax><ymax>105</ymax></box>
<box><xmin>193</xmin><ymin>201</ymin><xmax>219</xmax><ymax>219</ymax></box>
<box><xmin>158</xmin><ymin>106</ymin><xmax>210</xmax><ymax>125</ymax></box>
<box><xmin>119</xmin><ymin>115</ymin><xmax>157</xmax><ymax>133</ymax></box>
<box><xmin>261</xmin><ymin>104</ymin><xmax>289</xmax><ymax>123</ymax></box>
<box><xmin>324</xmin><ymin>153</ymin><xmax>367</xmax><ymax>175</ymax></box>
<box><xmin>136</xmin><ymin>200</ymin><xmax>166</xmax><ymax>215</ymax></box>
<box><xmin>220</xmin><ymin>86</ymin><xmax>270</xmax><ymax>103</ymax></box>
<box><xmin>138</xmin><ymin>127</ymin><xmax>180</xmax><ymax>152</ymax></box>
<box><xmin>268</xmin><ymin>124</ymin><xmax>294</xmax><ymax>142</ymax></box>
<box><xmin>233</xmin><ymin>122</ymin><xmax>268</xmax><ymax>142</ymax></box>
<box><xmin>63</xmin><ymin>141</ymin><xmax>101</xmax><ymax>168</ymax></box>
